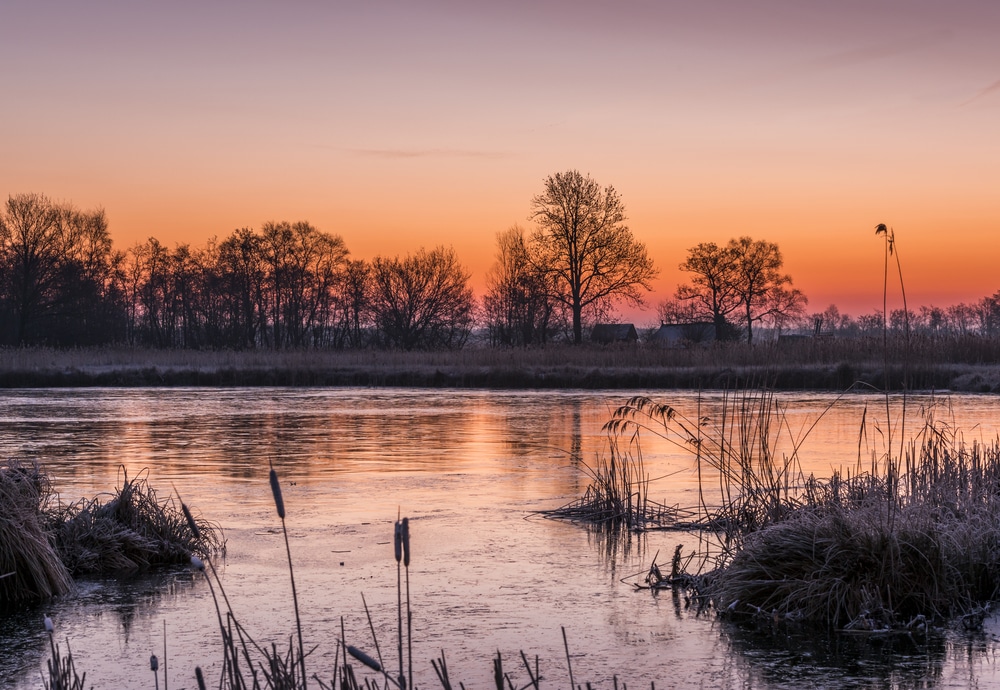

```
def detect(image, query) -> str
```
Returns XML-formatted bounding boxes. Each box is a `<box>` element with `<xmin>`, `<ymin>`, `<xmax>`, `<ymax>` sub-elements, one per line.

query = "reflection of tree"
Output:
<box><xmin>570</xmin><ymin>399</ymin><xmax>582</xmax><ymax>467</ymax></box>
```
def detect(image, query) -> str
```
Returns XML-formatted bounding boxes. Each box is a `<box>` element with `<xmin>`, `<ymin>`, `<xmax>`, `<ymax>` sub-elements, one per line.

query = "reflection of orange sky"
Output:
<box><xmin>3</xmin><ymin>1</ymin><xmax>999</xmax><ymax>324</ymax></box>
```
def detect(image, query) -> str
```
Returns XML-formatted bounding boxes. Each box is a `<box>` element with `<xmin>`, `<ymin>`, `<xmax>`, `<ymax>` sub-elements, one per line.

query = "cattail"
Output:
<box><xmin>44</xmin><ymin>616</ymin><xmax>54</xmax><ymax>634</ymax></box>
<box><xmin>347</xmin><ymin>645</ymin><xmax>382</xmax><ymax>672</ymax></box>
<box><xmin>394</xmin><ymin>520</ymin><xmax>402</xmax><ymax>563</ymax></box>
<box><xmin>191</xmin><ymin>555</ymin><xmax>205</xmax><ymax>572</ymax></box>
<box><xmin>401</xmin><ymin>518</ymin><xmax>410</xmax><ymax>567</ymax></box>
<box><xmin>269</xmin><ymin>465</ymin><xmax>285</xmax><ymax>519</ymax></box>
<box><xmin>182</xmin><ymin>502</ymin><xmax>201</xmax><ymax>540</ymax></box>
<box><xmin>195</xmin><ymin>666</ymin><xmax>207</xmax><ymax>690</ymax></box>
<box><xmin>150</xmin><ymin>654</ymin><xmax>159</xmax><ymax>671</ymax></box>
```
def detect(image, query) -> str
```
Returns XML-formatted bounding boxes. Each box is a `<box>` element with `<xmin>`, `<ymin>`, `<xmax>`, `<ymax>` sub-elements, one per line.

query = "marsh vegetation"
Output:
<box><xmin>548</xmin><ymin>388</ymin><xmax>1000</xmax><ymax>633</ymax></box>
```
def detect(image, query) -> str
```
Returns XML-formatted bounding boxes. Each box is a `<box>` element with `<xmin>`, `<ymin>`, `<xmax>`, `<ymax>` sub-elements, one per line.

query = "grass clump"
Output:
<box><xmin>48</xmin><ymin>468</ymin><xmax>223</xmax><ymax>576</ymax></box>
<box><xmin>2</xmin><ymin>462</ymin><xmax>221</xmax><ymax>607</ymax></box>
<box><xmin>558</xmin><ymin>389</ymin><xmax>1000</xmax><ymax>631</ymax></box>
<box><xmin>0</xmin><ymin>461</ymin><xmax>74</xmax><ymax>604</ymax></box>
<box><xmin>711</xmin><ymin>430</ymin><xmax>1000</xmax><ymax>629</ymax></box>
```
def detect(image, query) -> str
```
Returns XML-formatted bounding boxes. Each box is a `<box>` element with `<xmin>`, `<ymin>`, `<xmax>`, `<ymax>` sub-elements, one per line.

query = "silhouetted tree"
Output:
<box><xmin>676</xmin><ymin>236</ymin><xmax>806</xmax><ymax>343</ymax></box>
<box><xmin>674</xmin><ymin>241</ymin><xmax>743</xmax><ymax>340</ymax></box>
<box><xmin>0</xmin><ymin>193</ymin><xmax>120</xmax><ymax>345</ymax></box>
<box><xmin>483</xmin><ymin>225</ymin><xmax>552</xmax><ymax>346</ymax></box>
<box><xmin>369</xmin><ymin>246</ymin><xmax>473</xmax><ymax>350</ymax></box>
<box><xmin>216</xmin><ymin>228</ymin><xmax>267</xmax><ymax>348</ymax></box>
<box><xmin>529</xmin><ymin>171</ymin><xmax>657</xmax><ymax>344</ymax></box>
<box><xmin>337</xmin><ymin>259</ymin><xmax>372</xmax><ymax>348</ymax></box>
<box><xmin>260</xmin><ymin>221</ymin><xmax>349</xmax><ymax>348</ymax></box>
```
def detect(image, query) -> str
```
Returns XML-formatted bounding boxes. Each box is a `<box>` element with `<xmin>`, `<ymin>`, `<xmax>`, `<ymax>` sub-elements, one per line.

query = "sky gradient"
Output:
<box><xmin>3</xmin><ymin>0</ymin><xmax>998</xmax><ymax>323</ymax></box>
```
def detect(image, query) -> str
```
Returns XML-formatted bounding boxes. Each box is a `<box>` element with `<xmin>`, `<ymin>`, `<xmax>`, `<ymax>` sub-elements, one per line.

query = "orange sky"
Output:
<box><xmin>3</xmin><ymin>1</ymin><xmax>998</xmax><ymax>324</ymax></box>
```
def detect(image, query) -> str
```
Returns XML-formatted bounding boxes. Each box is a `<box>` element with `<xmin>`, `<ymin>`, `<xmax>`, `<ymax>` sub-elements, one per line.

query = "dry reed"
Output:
<box><xmin>0</xmin><ymin>461</ymin><xmax>74</xmax><ymax>604</ymax></box>
<box><xmin>49</xmin><ymin>467</ymin><xmax>222</xmax><ymax>576</ymax></box>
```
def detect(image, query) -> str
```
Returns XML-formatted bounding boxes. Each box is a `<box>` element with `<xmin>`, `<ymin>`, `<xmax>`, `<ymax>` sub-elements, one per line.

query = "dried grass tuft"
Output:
<box><xmin>48</xmin><ymin>467</ymin><xmax>223</xmax><ymax>576</ymax></box>
<box><xmin>709</xmin><ymin>418</ymin><xmax>1000</xmax><ymax>628</ymax></box>
<box><xmin>0</xmin><ymin>460</ymin><xmax>74</xmax><ymax>604</ymax></box>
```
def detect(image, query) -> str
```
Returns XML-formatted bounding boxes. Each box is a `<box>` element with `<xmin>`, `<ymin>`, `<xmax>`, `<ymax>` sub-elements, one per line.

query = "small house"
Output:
<box><xmin>590</xmin><ymin>323</ymin><xmax>638</xmax><ymax>345</ymax></box>
<box><xmin>650</xmin><ymin>322</ymin><xmax>716</xmax><ymax>347</ymax></box>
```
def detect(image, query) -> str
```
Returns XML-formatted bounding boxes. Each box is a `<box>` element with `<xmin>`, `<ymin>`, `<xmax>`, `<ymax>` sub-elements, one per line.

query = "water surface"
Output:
<box><xmin>2</xmin><ymin>388</ymin><xmax>999</xmax><ymax>689</ymax></box>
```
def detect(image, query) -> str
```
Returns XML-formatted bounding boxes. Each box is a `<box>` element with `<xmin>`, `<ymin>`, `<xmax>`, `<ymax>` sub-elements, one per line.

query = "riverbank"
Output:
<box><xmin>1</xmin><ymin>345</ymin><xmax>999</xmax><ymax>391</ymax></box>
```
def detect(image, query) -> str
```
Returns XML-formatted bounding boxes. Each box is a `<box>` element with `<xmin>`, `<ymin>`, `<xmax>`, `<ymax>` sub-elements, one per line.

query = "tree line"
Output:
<box><xmin>0</xmin><ymin>193</ymin><xmax>474</xmax><ymax>349</ymax></box>
<box><xmin>4</xmin><ymin>174</ymin><xmax>994</xmax><ymax>350</ymax></box>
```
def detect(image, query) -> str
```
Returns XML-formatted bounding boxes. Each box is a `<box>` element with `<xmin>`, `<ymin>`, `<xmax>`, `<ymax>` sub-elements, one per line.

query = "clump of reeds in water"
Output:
<box><xmin>544</xmin><ymin>388</ymin><xmax>796</xmax><ymax>539</ymax></box>
<box><xmin>0</xmin><ymin>460</ymin><xmax>74</xmax><ymax>604</ymax></box>
<box><xmin>47</xmin><ymin>467</ymin><xmax>223</xmax><ymax>576</ymax></box>
<box><xmin>710</xmin><ymin>426</ymin><xmax>1000</xmax><ymax>629</ymax></box>
<box><xmin>540</xmin><ymin>413</ymin><xmax>685</xmax><ymax>531</ymax></box>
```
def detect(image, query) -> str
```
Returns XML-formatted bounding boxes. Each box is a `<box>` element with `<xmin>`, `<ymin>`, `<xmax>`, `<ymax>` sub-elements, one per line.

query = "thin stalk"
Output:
<box><xmin>270</xmin><ymin>461</ymin><xmax>307</xmax><ymax>688</ymax></box>
<box><xmin>562</xmin><ymin>627</ymin><xmax>575</xmax><ymax>690</ymax></box>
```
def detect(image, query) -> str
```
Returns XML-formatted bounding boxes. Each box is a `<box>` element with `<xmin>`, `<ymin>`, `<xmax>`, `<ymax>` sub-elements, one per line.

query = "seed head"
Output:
<box><xmin>394</xmin><ymin>520</ymin><xmax>402</xmax><ymax>563</ymax></box>
<box><xmin>195</xmin><ymin>666</ymin><xmax>207</xmax><ymax>690</ymax></box>
<box><xmin>401</xmin><ymin>517</ymin><xmax>410</xmax><ymax>567</ymax></box>
<box><xmin>150</xmin><ymin>654</ymin><xmax>159</xmax><ymax>672</ymax></box>
<box><xmin>182</xmin><ymin>502</ymin><xmax>201</xmax><ymax>540</ymax></box>
<box><xmin>269</xmin><ymin>465</ymin><xmax>285</xmax><ymax>519</ymax></box>
<box><xmin>44</xmin><ymin>616</ymin><xmax>54</xmax><ymax>634</ymax></box>
<box><xmin>347</xmin><ymin>645</ymin><xmax>382</xmax><ymax>672</ymax></box>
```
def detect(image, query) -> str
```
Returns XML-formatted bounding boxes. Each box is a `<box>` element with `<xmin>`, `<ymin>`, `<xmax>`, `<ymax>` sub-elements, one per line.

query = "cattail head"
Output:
<box><xmin>44</xmin><ymin>616</ymin><xmax>54</xmax><ymax>634</ymax></box>
<box><xmin>347</xmin><ymin>645</ymin><xmax>382</xmax><ymax>672</ymax></box>
<box><xmin>394</xmin><ymin>520</ymin><xmax>402</xmax><ymax>563</ymax></box>
<box><xmin>195</xmin><ymin>666</ymin><xmax>207</xmax><ymax>690</ymax></box>
<box><xmin>269</xmin><ymin>463</ymin><xmax>285</xmax><ymax>519</ymax></box>
<box><xmin>182</xmin><ymin>502</ymin><xmax>201</xmax><ymax>540</ymax></box>
<box><xmin>150</xmin><ymin>654</ymin><xmax>159</xmax><ymax>672</ymax></box>
<box><xmin>401</xmin><ymin>517</ymin><xmax>410</xmax><ymax>567</ymax></box>
<box><xmin>191</xmin><ymin>555</ymin><xmax>206</xmax><ymax>572</ymax></box>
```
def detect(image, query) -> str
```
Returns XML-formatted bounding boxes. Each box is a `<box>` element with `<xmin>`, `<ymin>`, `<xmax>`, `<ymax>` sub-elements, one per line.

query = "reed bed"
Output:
<box><xmin>1</xmin><ymin>341</ymin><xmax>999</xmax><ymax>390</ymax></box>
<box><xmin>0</xmin><ymin>461</ymin><xmax>74</xmax><ymax>605</ymax></box>
<box><xmin>48</xmin><ymin>468</ymin><xmax>222</xmax><ymax>576</ymax></box>
<box><xmin>546</xmin><ymin>389</ymin><xmax>804</xmax><ymax>543</ymax></box>
<box><xmin>540</xmin><ymin>430</ymin><xmax>686</xmax><ymax>531</ymax></box>
<box><xmin>1</xmin><ymin>463</ymin><xmax>220</xmax><ymax>607</ymax></box>
<box><xmin>551</xmin><ymin>387</ymin><xmax>1000</xmax><ymax>631</ymax></box>
<box><xmin>710</xmin><ymin>428</ymin><xmax>1000</xmax><ymax>628</ymax></box>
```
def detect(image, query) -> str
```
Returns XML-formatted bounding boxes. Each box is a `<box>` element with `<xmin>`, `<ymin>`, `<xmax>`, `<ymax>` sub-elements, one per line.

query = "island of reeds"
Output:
<box><xmin>545</xmin><ymin>389</ymin><xmax>1000</xmax><ymax>633</ymax></box>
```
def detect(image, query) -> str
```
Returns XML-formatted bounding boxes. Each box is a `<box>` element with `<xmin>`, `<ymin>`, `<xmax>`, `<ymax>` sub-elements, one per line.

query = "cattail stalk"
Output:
<box><xmin>394</xmin><ymin>519</ymin><xmax>405</xmax><ymax>690</ymax></box>
<box><xmin>270</xmin><ymin>460</ymin><xmax>306</xmax><ymax>688</ymax></box>
<box><xmin>150</xmin><ymin>654</ymin><xmax>160</xmax><ymax>690</ymax></box>
<box><xmin>402</xmin><ymin>517</ymin><xmax>412</xmax><ymax>688</ymax></box>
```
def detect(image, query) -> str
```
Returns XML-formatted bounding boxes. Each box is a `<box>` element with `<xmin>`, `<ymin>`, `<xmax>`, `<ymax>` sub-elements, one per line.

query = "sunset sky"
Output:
<box><xmin>3</xmin><ymin>0</ymin><xmax>998</xmax><ymax>323</ymax></box>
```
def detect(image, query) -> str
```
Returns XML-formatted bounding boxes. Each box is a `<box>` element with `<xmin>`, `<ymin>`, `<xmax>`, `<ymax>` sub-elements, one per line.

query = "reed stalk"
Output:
<box><xmin>269</xmin><ymin>461</ymin><xmax>308</xmax><ymax>688</ymax></box>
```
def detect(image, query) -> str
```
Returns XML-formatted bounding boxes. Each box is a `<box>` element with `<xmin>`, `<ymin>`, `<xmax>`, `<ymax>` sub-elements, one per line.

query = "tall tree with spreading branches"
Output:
<box><xmin>529</xmin><ymin>170</ymin><xmax>657</xmax><ymax>344</ymax></box>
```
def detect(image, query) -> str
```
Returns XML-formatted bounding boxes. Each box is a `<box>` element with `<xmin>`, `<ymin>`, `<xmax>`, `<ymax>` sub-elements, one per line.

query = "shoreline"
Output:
<box><xmin>1</xmin><ymin>346</ymin><xmax>998</xmax><ymax>392</ymax></box>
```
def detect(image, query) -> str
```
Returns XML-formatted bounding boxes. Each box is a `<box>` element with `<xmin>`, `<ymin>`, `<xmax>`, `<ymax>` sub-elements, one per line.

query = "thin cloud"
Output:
<box><xmin>803</xmin><ymin>29</ymin><xmax>950</xmax><ymax>72</ymax></box>
<box><xmin>344</xmin><ymin>147</ymin><xmax>510</xmax><ymax>160</ymax></box>
<box><xmin>960</xmin><ymin>78</ymin><xmax>1000</xmax><ymax>107</ymax></box>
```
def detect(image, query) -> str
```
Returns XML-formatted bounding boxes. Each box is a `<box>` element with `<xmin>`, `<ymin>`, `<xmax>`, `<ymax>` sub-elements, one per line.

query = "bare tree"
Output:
<box><xmin>337</xmin><ymin>259</ymin><xmax>372</xmax><ymax>348</ymax></box>
<box><xmin>675</xmin><ymin>236</ymin><xmax>806</xmax><ymax>343</ymax></box>
<box><xmin>0</xmin><ymin>193</ymin><xmax>117</xmax><ymax>344</ymax></box>
<box><xmin>730</xmin><ymin>237</ymin><xmax>807</xmax><ymax>343</ymax></box>
<box><xmin>529</xmin><ymin>170</ymin><xmax>657</xmax><ymax>344</ymax></box>
<box><xmin>655</xmin><ymin>297</ymin><xmax>703</xmax><ymax>325</ymax></box>
<box><xmin>369</xmin><ymin>246</ymin><xmax>474</xmax><ymax>350</ymax></box>
<box><xmin>216</xmin><ymin>228</ymin><xmax>268</xmax><ymax>348</ymax></box>
<box><xmin>674</xmin><ymin>241</ymin><xmax>743</xmax><ymax>339</ymax></box>
<box><xmin>260</xmin><ymin>221</ymin><xmax>349</xmax><ymax>348</ymax></box>
<box><xmin>483</xmin><ymin>225</ymin><xmax>552</xmax><ymax>346</ymax></box>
